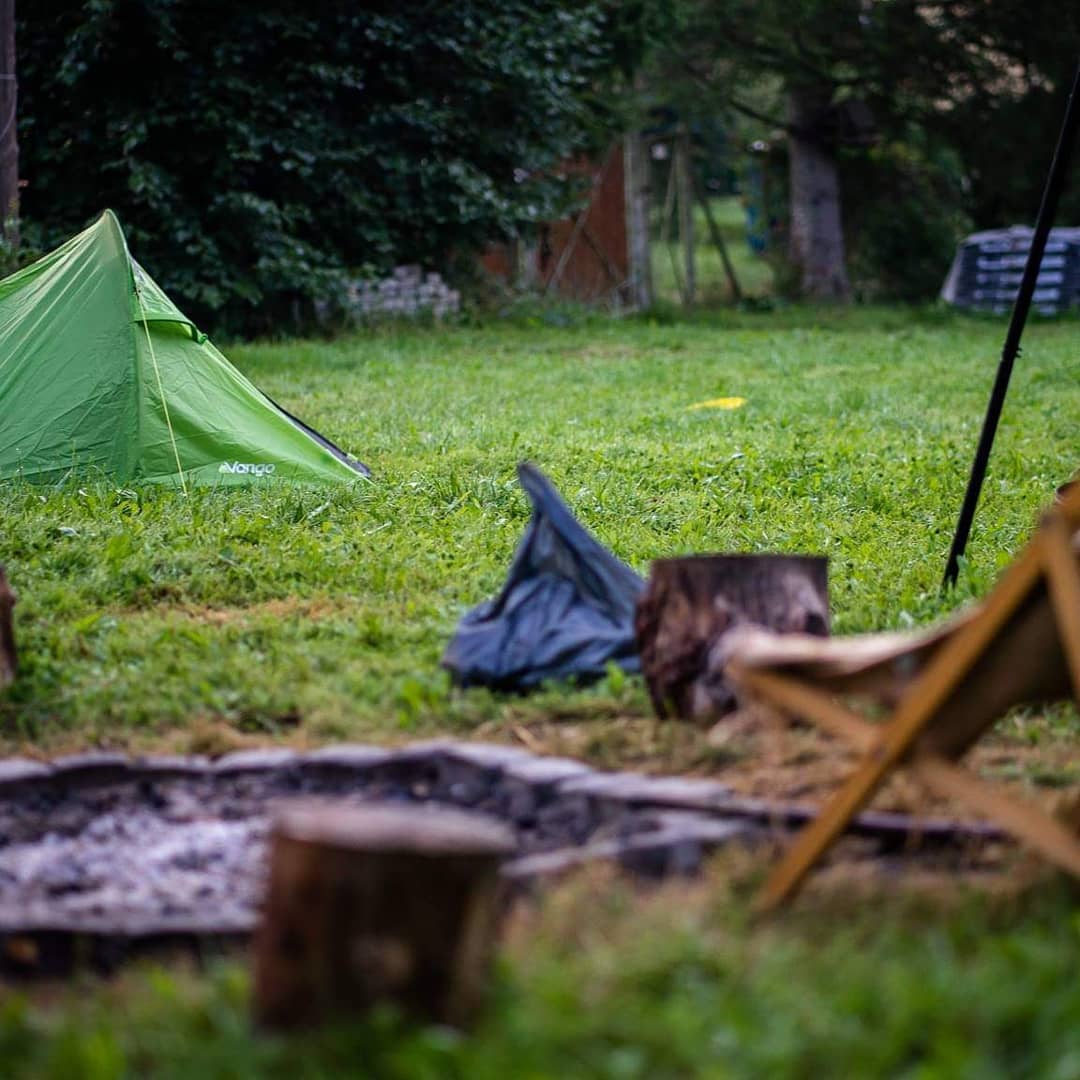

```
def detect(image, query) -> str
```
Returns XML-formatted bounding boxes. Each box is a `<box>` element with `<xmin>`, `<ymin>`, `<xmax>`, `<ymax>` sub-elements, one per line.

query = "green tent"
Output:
<box><xmin>0</xmin><ymin>210</ymin><xmax>368</xmax><ymax>486</ymax></box>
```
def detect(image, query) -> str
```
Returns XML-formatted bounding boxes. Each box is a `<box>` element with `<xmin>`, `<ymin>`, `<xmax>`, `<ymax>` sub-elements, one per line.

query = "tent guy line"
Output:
<box><xmin>134</xmin><ymin>275</ymin><xmax>188</xmax><ymax>496</ymax></box>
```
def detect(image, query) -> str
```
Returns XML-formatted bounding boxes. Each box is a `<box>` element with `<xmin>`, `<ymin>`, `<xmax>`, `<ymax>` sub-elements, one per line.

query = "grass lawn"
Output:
<box><xmin>652</xmin><ymin>196</ymin><xmax>776</xmax><ymax>306</ymax></box>
<box><xmin>2</xmin><ymin>303</ymin><xmax>1077</xmax><ymax>758</ymax></box>
<box><xmin>1</xmin><ymin>303</ymin><xmax>1079</xmax><ymax>1074</ymax></box>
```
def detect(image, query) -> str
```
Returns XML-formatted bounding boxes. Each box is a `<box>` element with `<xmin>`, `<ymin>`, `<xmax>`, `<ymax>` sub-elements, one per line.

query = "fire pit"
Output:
<box><xmin>0</xmin><ymin>744</ymin><xmax>1004</xmax><ymax>976</ymax></box>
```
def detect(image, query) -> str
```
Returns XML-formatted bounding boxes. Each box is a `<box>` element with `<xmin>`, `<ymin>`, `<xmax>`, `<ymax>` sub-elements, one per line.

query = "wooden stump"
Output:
<box><xmin>0</xmin><ymin>566</ymin><xmax>15</xmax><ymax>688</ymax></box>
<box><xmin>635</xmin><ymin>554</ymin><xmax>828</xmax><ymax>721</ymax></box>
<box><xmin>253</xmin><ymin>802</ymin><xmax>515</xmax><ymax>1030</ymax></box>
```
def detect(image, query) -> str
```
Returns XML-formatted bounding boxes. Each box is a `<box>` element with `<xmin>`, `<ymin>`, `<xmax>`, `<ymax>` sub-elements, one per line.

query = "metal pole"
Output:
<box><xmin>943</xmin><ymin>61</ymin><xmax>1080</xmax><ymax>589</ymax></box>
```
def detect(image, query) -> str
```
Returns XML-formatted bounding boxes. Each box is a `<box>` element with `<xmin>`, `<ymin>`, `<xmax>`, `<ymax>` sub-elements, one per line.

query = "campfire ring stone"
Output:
<box><xmin>0</xmin><ymin>743</ymin><xmax>1004</xmax><ymax>976</ymax></box>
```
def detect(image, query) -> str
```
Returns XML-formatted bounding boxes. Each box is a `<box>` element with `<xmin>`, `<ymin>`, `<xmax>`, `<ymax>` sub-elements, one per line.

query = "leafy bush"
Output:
<box><xmin>727</xmin><ymin>133</ymin><xmax>970</xmax><ymax>303</ymax></box>
<box><xmin>843</xmin><ymin>137</ymin><xmax>971</xmax><ymax>302</ymax></box>
<box><xmin>17</xmin><ymin>3</ymin><xmax>634</xmax><ymax>336</ymax></box>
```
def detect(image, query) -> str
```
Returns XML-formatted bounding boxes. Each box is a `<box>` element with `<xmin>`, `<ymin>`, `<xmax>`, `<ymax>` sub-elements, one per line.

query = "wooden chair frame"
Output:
<box><xmin>729</xmin><ymin>489</ymin><xmax>1080</xmax><ymax>911</ymax></box>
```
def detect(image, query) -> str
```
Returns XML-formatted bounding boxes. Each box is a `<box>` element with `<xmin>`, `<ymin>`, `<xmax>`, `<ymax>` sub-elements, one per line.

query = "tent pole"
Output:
<box><xmin>943</xmin><ymin>61</ymin><xmax>1080</xmax><ymax>589</ymax></box>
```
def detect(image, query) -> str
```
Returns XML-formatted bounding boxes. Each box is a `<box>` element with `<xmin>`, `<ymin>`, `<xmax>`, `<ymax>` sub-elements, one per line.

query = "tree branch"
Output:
<box><xmin>726</xmin><ymin>95</ymin><xmax>791</xmax><ymax>133</ymax></box>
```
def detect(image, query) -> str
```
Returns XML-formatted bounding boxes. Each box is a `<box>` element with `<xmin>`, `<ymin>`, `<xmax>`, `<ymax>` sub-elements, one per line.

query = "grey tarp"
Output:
<box><xmin>442</xmin><ymin>463</ymin><xmax>643</xmax><ymax>690</ymax></box>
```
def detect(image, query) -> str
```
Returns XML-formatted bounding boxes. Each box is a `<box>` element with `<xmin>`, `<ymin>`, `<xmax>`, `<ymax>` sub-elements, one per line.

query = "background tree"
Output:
<box><xmin>17</xmin><ymin>2</ymin><xmax>637</xmax><ymax>335</ymax></box>
<box><xmin>648</xmin><ymin>1</ymin><xmax>1080</xmax><ymax>302</ymax></box>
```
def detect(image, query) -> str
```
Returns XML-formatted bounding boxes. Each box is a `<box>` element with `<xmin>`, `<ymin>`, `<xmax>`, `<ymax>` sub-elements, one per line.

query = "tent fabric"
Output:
<box><xmin>0</xmin><ymin>210</ymin><xmax>368</xmax><ymax>485</ymax></box>
<box><xmin>442</xmin><ymin>462</ymin><xmax>644</xmax><ymax>690</ymax></box>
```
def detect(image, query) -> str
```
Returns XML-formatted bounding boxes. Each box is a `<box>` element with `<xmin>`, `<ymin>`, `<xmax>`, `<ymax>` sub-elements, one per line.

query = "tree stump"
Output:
<box><xmin>0</xmin><ymin>566</ymin><xmax>15</xmax><ymax>688</ymax></box>
<box><xmin>635</xmin><ymin>554</ymin><xmax>828</xmax><ymax>721</ymax></box>
<box><xmin>253</xmin><ymin>801</ymin><xmax>515</xmax><ymax>1030</ymax></box>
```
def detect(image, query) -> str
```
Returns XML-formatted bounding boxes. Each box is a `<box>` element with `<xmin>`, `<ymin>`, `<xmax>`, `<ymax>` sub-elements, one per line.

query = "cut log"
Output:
<box><xmin>253</xmin><ymin>801</ymin><xmax>515</xmax><ymax>1030</ymax></box>
<box><xmin>635</xmin><ymin>554</ymin><xmax>828</xmax><ymax>721</ymax></box>
<box><xmin>0</xmin><ymin>566</ymin><xmax>15</xmax><ymax>688</ymax></box>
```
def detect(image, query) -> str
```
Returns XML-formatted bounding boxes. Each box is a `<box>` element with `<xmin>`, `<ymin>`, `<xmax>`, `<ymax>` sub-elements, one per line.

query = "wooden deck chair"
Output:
<box><xmin>726</xmin><ymin>486</ymin><xmax>1080</xmax><ymax>911</ymax></box>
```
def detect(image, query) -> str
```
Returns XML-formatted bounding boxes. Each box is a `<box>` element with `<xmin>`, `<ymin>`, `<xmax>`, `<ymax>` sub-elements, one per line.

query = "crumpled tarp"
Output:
<box><xmin>442</xmin><ymin>463</ymin><xmax>644</xmax><ymax>690</ymax></box>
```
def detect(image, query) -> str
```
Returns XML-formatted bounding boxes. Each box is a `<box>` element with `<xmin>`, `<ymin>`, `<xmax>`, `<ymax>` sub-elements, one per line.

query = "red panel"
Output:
<box><xmin>480</xmin><ymin>143</ymin><xmax>629</xmax><ymax>304</ymax></box>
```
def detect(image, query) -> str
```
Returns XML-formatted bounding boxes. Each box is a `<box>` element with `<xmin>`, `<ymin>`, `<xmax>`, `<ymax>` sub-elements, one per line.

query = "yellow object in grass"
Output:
<box><xmin>686</xmin><ymin>396</ymin><xmax>746</xmax><ymax>411</ymax></box>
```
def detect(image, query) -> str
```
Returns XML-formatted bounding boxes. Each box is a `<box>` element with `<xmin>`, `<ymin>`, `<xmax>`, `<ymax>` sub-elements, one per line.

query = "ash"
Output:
<box><xmin>0</xmin><ymin>744</ymin><xmax>994</xmax><ymax>963</ymax></box>
<box><xmin>0</xmin><ymin>811</ymin><xmax>266</xmax><ymax>928</ymax></box>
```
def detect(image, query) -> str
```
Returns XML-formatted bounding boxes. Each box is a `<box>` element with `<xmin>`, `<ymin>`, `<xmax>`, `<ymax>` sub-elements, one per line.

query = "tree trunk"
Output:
<box><xmin>622</xmin><ymin>130</ymin><xmax>652</xmax><ymax>310</ymax></box>
<box><xmin>0</xmin><ymin>0</ymin><xmax>16</xmax><ymax>248</ymax></box>
<box><xmin>253</xmin><ymin>802</ymin><xmax>514</xmax><ymax>1031</ymax></box>
<box><xmin>635</xmin><ymin>555</ymin><xmax>829</xmax><ymax>722</ymax></box>
<box><xmin>787</xmin><ymin>85</ymin><xmax>849</xmax><ymax>301</ymax></box>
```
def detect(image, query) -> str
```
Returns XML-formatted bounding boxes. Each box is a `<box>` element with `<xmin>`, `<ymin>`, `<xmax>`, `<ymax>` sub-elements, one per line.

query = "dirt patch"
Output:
<box><xmin>120</xmin><ymin>596</ymin><xmax>350</xmax><ymax>627</ymax></box>
<box><xmin>565</xmin><ymin>344</ymin><xmax>640</xmax><ymax>362</ymax></box>
<box><xmin>493</xmin><ymin>709</ymin><xmax>1080</xmax><ymax>823</ymax></box>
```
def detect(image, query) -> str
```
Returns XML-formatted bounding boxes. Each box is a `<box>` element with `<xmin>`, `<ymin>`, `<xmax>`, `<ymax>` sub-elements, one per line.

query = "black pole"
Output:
<box><xmin>943</xmin><ymin>61</ymin><xmax>1080</xmax><ymax>589</ymax></box>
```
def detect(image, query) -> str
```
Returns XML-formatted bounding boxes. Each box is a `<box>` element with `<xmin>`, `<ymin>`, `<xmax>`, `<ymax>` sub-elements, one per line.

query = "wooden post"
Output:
<box><xmin>581</xmin><ymin>221</ymin><xmax>622</xmax><ymax>290</ymax></box>
<box><xmin>622</xmin><ymin>130</ymin><xmax>652</xmax><ymax>310</ymax></box>
<box><xmin>694</xmin><ymin>176</ymin><xmax>742</xmax><ymax>304</ymax></box>
<box><xmin>635</xmin><ymin>555</ymin><xmax>828</xmax><ymax>721</ymax></box>
<box><xmin>0</xmin><ymin>0</ymin><xmax>17</xmax><ymax>248</ymax></box>
<box><xmin>0</xmin><ymin>566</ymin><xmax>14</xmax><ymax>688</ymax></box>
<box><xmin>253</xmin><ymin>802</ymin><xmax>514</xmax><ymax>1030</ymax></box>
<box><xmin>676</xmin><ymin>126</ymin><xmax>695</xmax><ymax>307</ymax></box>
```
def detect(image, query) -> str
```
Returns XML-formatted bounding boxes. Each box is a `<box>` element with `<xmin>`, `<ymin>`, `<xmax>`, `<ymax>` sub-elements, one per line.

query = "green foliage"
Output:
<box><xmin>0</xmin><ymin>308</ymin><xmax>1078</xmax><ymax>750</ymax></box>
<box><xmin>641</xmin><ymin>0</ymin><xmax>1080</xmax><ymax>300</ymax></box>
<box><xmin>944</xmin><ymin>66</ymin><xmax>1080</xmax><ymax>228</ymax></box>
<box><xmin>1</xmin><ymin>883</ymin><xmax>1078</xmax><ymax>1077</ymax></box>
<box><xmin>17</xmin><ymin>2</ymin><xmax>632</xmax><ymax>336</ymax></box>
<box><xmin>843</xmin><ymin>139</ymin><xmax>972</xmax><ymax>303</ymax></box>
<box><xmin>0</xmin><ymin>235</ymin><xmax>42</xmax><ymax>280</ymax></box>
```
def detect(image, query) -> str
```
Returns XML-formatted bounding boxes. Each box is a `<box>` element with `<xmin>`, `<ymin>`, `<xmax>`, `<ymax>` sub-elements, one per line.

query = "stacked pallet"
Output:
<box><xmin>940</xmin><ymin>226</ymin><xmax>1080</xmax><ymax>315</ymax></box>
